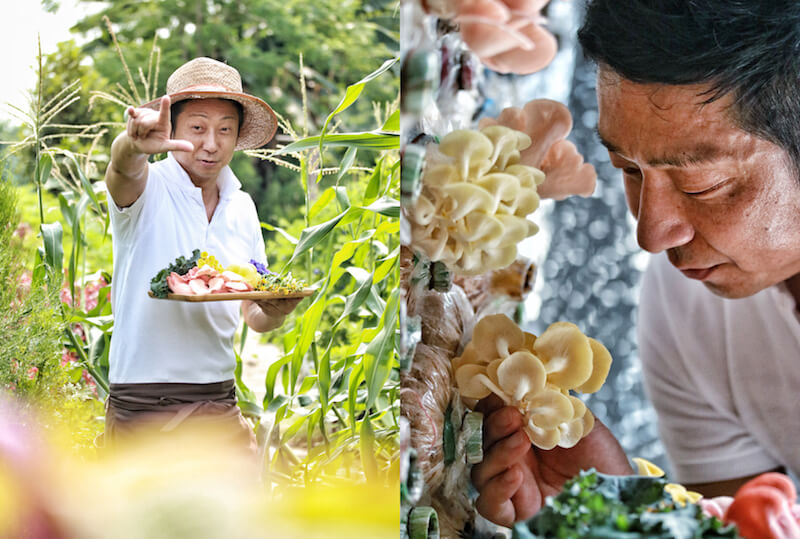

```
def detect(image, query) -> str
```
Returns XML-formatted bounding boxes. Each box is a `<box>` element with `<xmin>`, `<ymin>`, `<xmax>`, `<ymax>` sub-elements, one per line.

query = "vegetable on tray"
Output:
<box><xmin>513</xmin><ymin>469</ymin><xmax>742</xmax><ymax>539</ymax></box>
<box><xmin>149</xmin><ymin>250</ymin><xmax>308</xmax><ymax>300</ymax></box>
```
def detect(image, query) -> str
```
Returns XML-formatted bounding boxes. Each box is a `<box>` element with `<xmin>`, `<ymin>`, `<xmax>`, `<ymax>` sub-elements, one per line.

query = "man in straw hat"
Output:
<box><xmin>103</xmin><ymin>57</ymin><xmax>301</xmax><ymax>449</ymax></box>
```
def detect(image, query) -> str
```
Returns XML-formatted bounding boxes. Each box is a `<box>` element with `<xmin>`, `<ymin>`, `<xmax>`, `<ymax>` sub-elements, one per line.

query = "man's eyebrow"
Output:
<box><xmin>595</xmin><ymin>128</ymin><xmax>728</xmax><ymax>167</ymax></box>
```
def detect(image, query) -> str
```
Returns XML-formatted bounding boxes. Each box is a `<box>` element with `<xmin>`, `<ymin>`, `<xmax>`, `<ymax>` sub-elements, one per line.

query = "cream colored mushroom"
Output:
<box><xmin>441</xmin><ymin>182</ymin><xmax>497</xmax><ymax>221</ymax></box>
<box><xmin>557</xmin><ymin>395</ymin><xmax>591</xmax><ymax>449</ymax></box>
<box><xmin>523</xmin><ymin>387</ymin><xmax>573</xmax><ymax>430</ymax></box>
<box><xmin>524</xmin><ymin>421</ymin><xmax>560</xmax><ymax>450</ymax></box>
<box><xmin>460</xmin><ymin>213</ymin><xmax>506</xmax><ymax>244</ymax></box>
<box><xmin>470</xmin><ymin>314</ymin><xmax>525</xmax><ymax>362</ymax></box>
<box><xmin>480</xmin><ymin>125</ymin><xmax>531</xmax><ymax>171</ymax></box>
<box><xmin>533</xmin><ymin>321</ymin><xmax>593</xmax><ymax>389</ymax></box>
<box><xmin>496</xmin><ymin>350</ymin><xmax>547</xmax><ymax>402</ymax></box>
<box><xmin>437</xmin><ymin>130</ymin><xmax>494</xmax><ymax>181</ymax></box>
<box><xmin>575</xmin><ymin>338</ymin><xmax>613</xmax><ymax>394</ymax></box>
<box><xmin>522</xmin><ymin>332</ymin><xmax>537</xmax><ymax>352</ymax></box>
<box><xmin>454</xmin><ymin>364</ymin><xmax>494</xmax><ymax>400</ymax></box>
<box><xmin>475</xmin><ymin>172</ymin><xmax>521</xmax><ymax>209</ymax></box>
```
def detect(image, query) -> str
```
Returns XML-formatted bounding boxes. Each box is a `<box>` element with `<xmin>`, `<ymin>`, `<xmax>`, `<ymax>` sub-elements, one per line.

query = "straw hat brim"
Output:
<box><xmin>142</xmin><ymin>90</ymin><xmax>278</xmax><ymax>150</ymax></box>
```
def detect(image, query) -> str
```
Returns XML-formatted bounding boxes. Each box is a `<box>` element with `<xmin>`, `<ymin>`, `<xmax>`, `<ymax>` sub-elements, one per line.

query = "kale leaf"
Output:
<box><xmin>512</xmin><ymin>470</ymin><xmax>742</xmax><ymax>539</ymax></box>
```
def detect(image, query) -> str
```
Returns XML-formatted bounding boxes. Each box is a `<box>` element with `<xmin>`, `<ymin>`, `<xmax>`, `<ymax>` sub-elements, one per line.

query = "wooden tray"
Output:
<box><xmin>148</xmin><ymin>288</ymin><xmax>315</xmax><ymax>302</ymax></box>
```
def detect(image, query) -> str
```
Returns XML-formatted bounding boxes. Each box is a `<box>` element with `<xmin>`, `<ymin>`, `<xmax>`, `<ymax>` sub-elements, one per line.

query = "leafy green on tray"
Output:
<box><xmin>513</xmin><ymin>469</ymin><xmax>742</xmax><ymax>539</ymax></box>
<box><xmin>149</xmin><ymin>249</ymin><xmax>201</xmax><ymax>298</ymax></box>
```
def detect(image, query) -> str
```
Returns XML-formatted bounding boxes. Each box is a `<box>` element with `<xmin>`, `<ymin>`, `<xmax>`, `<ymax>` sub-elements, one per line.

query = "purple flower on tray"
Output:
<box><xmin>249</xmin><ymin>259</ymin><xmax>273</xmax><ymax>276</ymax></box>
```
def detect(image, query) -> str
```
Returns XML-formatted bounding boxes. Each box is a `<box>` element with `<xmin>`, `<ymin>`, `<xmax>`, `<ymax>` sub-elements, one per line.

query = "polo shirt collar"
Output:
<box><xmin>165</xmin><ymin>152</ymin><xmax>241</xmax><ymax>200</ymax></box>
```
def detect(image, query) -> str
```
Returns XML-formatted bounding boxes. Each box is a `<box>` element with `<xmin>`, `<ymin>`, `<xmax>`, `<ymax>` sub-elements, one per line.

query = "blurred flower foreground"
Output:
<box><xmin>0</xmin><ymin>396</ymin><xmax>398</xmax><ymax>539</ymax></box>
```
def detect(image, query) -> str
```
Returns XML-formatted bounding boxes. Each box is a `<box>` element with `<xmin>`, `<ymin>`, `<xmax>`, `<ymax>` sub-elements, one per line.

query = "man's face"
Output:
<box><xmin>172</xmin><ymin>98</ymin><xmax>239</xmax><ymax>187</ymax></box>
<box><xmin>597</xmin><ymin>67</ymin><xmax>800</xmax><ymax>299</ymax></box>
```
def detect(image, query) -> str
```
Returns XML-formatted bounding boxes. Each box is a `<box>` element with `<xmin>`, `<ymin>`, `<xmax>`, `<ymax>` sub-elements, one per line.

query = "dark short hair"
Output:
<box><xmin>578</xmin><ymin>1</ymin><xmax>800</xmax><ymax>175</ymax></box>
<box><xmin>170</xmin><ymin>98</ymin><xmax>244</xmax><ymax>134</ymax></box>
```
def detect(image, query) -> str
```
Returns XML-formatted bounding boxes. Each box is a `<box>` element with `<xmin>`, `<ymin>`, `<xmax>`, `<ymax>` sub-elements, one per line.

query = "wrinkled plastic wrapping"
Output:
<box><xmin>428</xmin><ymin>396</ymin><xmax>478</xmax><ymax>539</ymax></box>
<box><xmin>400</xmin><ymin>343</ymin><xmax>454</xmax><ymax>493</ymax></box>
<box><xmin>407</xmin><ymin>283</ymin><xmax>474</xmax><ymax>357</ymax></box>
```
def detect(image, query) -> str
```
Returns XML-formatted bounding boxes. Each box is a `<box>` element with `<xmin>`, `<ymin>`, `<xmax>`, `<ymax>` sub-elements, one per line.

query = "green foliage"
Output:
<box><xmin>234</xmin><ymin>57</ymin><xmax>400</xmax><ymax>486</ymax></box>
<box><xmin>514</xmin><ymin>470</ymin><xmax>742</xmax><ymax>539</ymax></box>
<box><xmin>0</xmin><ymin>175</ymin><xmax>103</xmax><ymax>451</ymax></box>
<box><xmin>149</xmin><ymin>249</ymin><xmax>201</xmax><ymax>298</ymax></box>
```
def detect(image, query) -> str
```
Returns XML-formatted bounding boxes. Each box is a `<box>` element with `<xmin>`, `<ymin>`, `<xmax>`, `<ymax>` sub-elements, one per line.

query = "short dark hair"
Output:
<box><xmin>578</xmin><ymin>0</ymin><xmax>800</xmax><ymax>175</ymax></box>
<box><xmin>170</xmin><ymin>98</ymin><xmax>245</xmax><ymax>134</ymax></box>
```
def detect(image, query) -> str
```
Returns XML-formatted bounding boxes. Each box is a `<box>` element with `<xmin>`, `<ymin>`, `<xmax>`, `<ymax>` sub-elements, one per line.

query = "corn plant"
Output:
<box><xmin>0</xmin><ymin>37</ymin><xmax>112</xmax><ymax>399</ymax></box>
<box><xmin>243</xmin><ymin>57</ymin><xmax>400</xmax><ymax>486</ymax></box>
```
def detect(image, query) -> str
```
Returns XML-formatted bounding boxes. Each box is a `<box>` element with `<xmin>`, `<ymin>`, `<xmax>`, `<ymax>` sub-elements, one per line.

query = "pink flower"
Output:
<box><xmin>12</xmin><ymin>222</ymin><xmax>31</xmax><ymax>240</ymax></box>
<box><xmin>81</xmin><ymin>370</ymin><xmax>98</xmax><ymax>397</ymax></box>
<box><xmin>16</xmin><ymin>271</ymin><xmax>32</xmax><ymax>299</ymax></box>
<box><xmin>82</xmin><ymin>277</ymin><xmax>108</xmax><ymax>311</ymax></box>
<box><xmin>26</xmin><ymin>367</ymin><xmax>39</xmax><ymax>380</ymax></box>
<box><xmin>59</xmin><ymin>286</ymin><xmax>72</xmax><ymax>305</ymax></box>
<box><xmin>61</xmin><ymin>349</ymin><xmax>78</xmax><ymax>366</ymax></box>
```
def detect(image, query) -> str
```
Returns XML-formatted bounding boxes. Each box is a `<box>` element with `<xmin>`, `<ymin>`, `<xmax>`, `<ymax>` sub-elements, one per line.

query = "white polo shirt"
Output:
<box><xmin>638</xmin><ymin>252</ymin><xmax>799</xmax><ymax>483</ymax></box>
<box><xmin>108</xmin><ymin>153</ymin><xmax>267</xmax><ymax>384</ymax></box>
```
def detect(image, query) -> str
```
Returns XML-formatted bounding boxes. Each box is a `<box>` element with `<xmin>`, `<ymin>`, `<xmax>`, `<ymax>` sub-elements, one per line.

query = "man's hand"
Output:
<box><xmin>125</xmin><ymin>95</ymin><xmax>194</xmax><ymax>156</ymax></box>
<box><xmin>105</xmin><ymin>96</ymin><xmax>194</xmax><ymax>208</ymax></box>
<box><xmin>472</xmin><ymin>394</ymin><xmax>633</xmax><ymax>527</ymax></box>
<box><xmin>241</xmin><ymin>298</ymin><xmax>303</xmax><ymax>333</ymax></box>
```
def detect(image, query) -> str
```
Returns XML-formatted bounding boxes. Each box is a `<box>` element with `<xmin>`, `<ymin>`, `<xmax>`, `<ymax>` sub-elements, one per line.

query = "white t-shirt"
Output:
<box><xmin>108</xmin><ymin>153</ymin><xmax>267</xmax><ymax>384</ymax></box>
<box><xmin>638</xmin><ymin>252</ymin><xmax>799</xmax><ymax>483</ymax></box>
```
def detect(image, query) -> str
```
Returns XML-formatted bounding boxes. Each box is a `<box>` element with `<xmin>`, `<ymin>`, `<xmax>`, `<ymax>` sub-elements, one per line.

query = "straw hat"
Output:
<box><xmin>141</xmin><ymin>57</ymin><xmax>277</xmax><ymax>150</ymax></box>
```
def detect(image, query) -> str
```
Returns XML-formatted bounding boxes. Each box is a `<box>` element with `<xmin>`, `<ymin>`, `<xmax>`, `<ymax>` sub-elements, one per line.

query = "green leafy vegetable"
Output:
<box><xmin>149</xmin><ymin>249</ymin><xmax>201</xmax><ymax>298</ymax></box>
<box><xmin>513</xmin><ymin>470</ymin><xmax>742</xmax><ymax>539</ymax></box>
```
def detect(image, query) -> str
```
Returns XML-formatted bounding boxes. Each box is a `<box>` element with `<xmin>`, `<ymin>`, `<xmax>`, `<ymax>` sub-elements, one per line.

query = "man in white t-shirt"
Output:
<box><xmin>471</xmin><ymin>0</ymin><xmax>800</xmax><ymax>527</ymax></box>
<box><xmin>103</xmin><ymin>57</ymin><xmax>301</xmax><ymax>447</ymax></box>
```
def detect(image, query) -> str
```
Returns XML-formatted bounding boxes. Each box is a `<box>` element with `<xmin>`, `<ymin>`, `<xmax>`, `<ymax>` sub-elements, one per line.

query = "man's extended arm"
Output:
<box><xmin>105</xmin><ymin>95</ymin><xmax>193</xmax><ymax>208</ymax></box>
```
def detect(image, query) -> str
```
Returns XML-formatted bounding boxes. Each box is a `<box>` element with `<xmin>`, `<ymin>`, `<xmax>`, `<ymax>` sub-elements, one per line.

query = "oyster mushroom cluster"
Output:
<box><xmin>452</xmin><ymin>314</ymin><xmax>612</xmax><ymax>449</ymax></box>
<box><xmin>408</xmin><ymin>125</ymin><xmax>543</xmax><ymax>276</ymax></box>
<box><xmin>479</xmin><ymin>99</ymin><xmax>597</xmax><ymax>201</ymax></box>
<box><xmin>420</xmin><ymin>0</ymin><xmax>557</xmax><ymax>75</ymax></box>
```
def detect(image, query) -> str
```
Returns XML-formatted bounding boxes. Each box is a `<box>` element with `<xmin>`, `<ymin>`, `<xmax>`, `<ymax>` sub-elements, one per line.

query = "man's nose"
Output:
<box><xmin>200</xmin><ymin>131</ymin><xmax>219</xmax><ymax>152</ymax></box>
<box><xmin>634</xmin><ymin>171</ymin><xmax>694</xmax><ymax>254</ymax></box>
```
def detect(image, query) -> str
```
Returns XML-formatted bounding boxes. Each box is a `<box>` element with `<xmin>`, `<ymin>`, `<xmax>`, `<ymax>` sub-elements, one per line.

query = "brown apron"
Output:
<box><xmin>102</xmin><ymin>379</ymin><xmax>257</xmax><ymax>453</ymax></box>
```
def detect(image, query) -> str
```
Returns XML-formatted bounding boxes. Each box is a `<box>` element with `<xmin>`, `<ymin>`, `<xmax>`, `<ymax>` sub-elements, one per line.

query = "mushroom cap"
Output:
<box><xmin>537</xmin><ymin>139</ymin><xmax>597</xmax><ymax>200</ymax></box>
<box><xmin>470</xmin><ymin>314</ymin><xmax>524</xmax><ymax>362</ymax></box>
<box><xmin>494</xmin><ymin>214</ymin><xmax>535</xmax><ymax>246</ymax></box>
<box><xmin>525</xmin><ymin>386</ymin><xmax>573</xmax><ymax>429</ymax></box>
<box><xmin>410</xmin><ymin>193</ymin><xmax>437</xmax><ymax>226</ymax></box>
<box><xmin>475</xmin><ymin>172</ymin><xmax>521</xmax><ymax>208</ymax></box>
<box><xmin>441</xmin><ymin>182</ymin><xmax>497</xmax><ymax>220</ymax></box>
<box><xmin>459</xmin><ymin>212</ymin><xmax>505</xmax><ymax>244</ymax></box>
<box><xmin>496</xmin><ymin>350</ymin><xmax>547</xmax><ymax>402</ymax></box>
<box><xmin>534</xmin><ymin>321</ymin><xmax>593</xmax><ymax>389</ymax></box>
<box><xmin>524</xmin><ymin>421</ymin><xmax>559</xmax><ymax>450</ymax></box>
<box><xmin>437</xmin><ymin>129</ymin><xmax>494</xmax><ymax>181</ymax></box>
<box><xmin>480</xmin><ymin>125</ymin><xmax>531</xmax><ymax>170</ymax></box>
<box><xmin>576</xmin><ymin>338</ymin><xmax>613</xmax><ymax>394</ymax></box>
<box><xmin>486</xmin><ymin>356</ymin><xmax>505</xmax><ymax>384</ymax></box>
<box><xmin>555</xmin><ymin>395</ymin><xmax>590</xmax><ymax>448</ymax></box>
<box><xmin>455</xmin><ymin>363</ymin><xmax>493</xmax><ymax>400</ymax></box>
<box><xmin>522</xmin><ymin>332</ymin><xmax>537</xmax><ymax>352</ymax></box>
<box><xmin>451</xmin><ymin>344</ymin><xmax>484</xmax><ymax>373</ymax></box>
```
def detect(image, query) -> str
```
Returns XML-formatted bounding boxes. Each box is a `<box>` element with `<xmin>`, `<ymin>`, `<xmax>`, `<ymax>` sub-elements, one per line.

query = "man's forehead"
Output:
<box><xmin>178</xmin><ymin>100</ymin><xmax>238</xmax><ymax>121</ymax></box>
